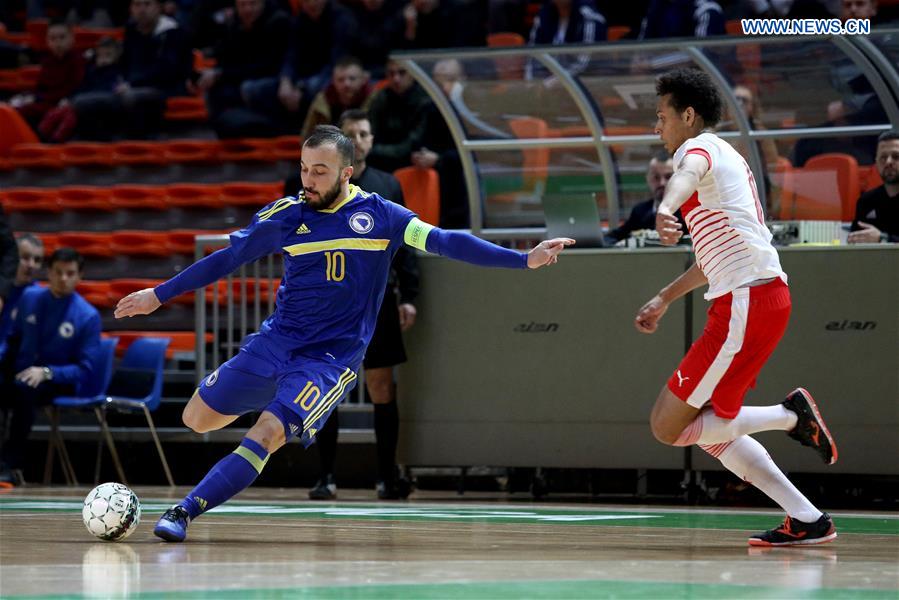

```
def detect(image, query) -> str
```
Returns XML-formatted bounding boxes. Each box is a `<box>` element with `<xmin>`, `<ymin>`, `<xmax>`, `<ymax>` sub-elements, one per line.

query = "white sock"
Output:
<box><xmin>693</xmin><ymin>406</ymin><xmax>797</xmax><ymax>445</ymax></box>
<box><xmin>704</xmin><ymin>435</ymin><xmax>822</xmax><ymax>523</ymax></box>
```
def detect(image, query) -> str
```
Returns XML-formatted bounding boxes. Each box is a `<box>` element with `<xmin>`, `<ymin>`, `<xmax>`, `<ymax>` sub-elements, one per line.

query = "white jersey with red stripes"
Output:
<box><xmin>673</xmin><ymin>132</ymin><xmax>786</xmax><ymax>300</ymax></box>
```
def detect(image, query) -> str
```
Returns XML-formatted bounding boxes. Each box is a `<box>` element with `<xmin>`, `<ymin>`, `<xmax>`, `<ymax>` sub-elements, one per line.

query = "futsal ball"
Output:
<box><xmin>82</xmin><ymin>482</ymin><xmax>141</xmax><ymax>541</ymax></box>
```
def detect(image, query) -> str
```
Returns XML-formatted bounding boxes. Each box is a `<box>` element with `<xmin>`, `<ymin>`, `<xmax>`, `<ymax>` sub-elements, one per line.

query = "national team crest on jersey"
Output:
<box><xmin>59</xmin><ymin>322</ymin><xmax>74</xmax><ymax>338</ymax></box>
<box><xmin>349</xmin><ymin>211</ymin><xmax>374</xmax><ymax>234</ymax></box>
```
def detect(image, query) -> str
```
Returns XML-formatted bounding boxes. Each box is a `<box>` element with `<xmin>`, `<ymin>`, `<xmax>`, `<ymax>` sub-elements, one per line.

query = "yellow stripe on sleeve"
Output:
<box><xmin>258</xmin><ymin>198</ymin><xmax>301</xmax><ymax>221</ymax></box>
<box><xmin>404</xmin><ymin>217</ymin><xmax>434</xmax><ymax>252</ymax></box>
<box><xmin>282</xmin><ymin>238</ymin><xmax>389</xmax><ymax>256</ymax></box>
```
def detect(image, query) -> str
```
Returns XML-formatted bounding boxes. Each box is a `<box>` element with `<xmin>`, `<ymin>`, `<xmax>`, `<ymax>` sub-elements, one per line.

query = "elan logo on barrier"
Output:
<box><xmin>514</xmin><ymin>322</ymin><xmax>559</xmax><ymax>333</ymax></box>
<box><xmin>825</xmin><ymin>320</ymin><xmax>876</xmax><ymax>331</ymax></box>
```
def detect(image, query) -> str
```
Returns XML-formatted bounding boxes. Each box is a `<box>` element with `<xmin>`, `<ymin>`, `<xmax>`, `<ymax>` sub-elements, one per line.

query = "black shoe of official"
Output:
<box><xmin>748</xmin><ymin>513</ymin><xmax>837</xmax><ymax>547</ymax></box>
<box><xmin>377</xmin><ymin>475</ymin><xmax>413</xmax><ymax>500</ymax></box>
<box><xmin>783</xmin><ymin>388</ymin><xmax>838</xmax><ymax>465</ymax></box>
<box><xmin>308</xmin><ymin>474</ymin><xmax>337</xmax><ymax>500</ymax></box>
<box><xmin>153</xmin><ymin>505</ymin><xmax>191</xmax><ymax>543</ymax></box>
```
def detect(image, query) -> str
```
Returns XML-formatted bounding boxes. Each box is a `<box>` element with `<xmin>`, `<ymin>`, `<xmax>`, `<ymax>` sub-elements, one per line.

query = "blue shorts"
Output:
<box><xmin>197</xmin><ymin>332</ymin><xmax>357</xmax><ymax>447</ymax></box>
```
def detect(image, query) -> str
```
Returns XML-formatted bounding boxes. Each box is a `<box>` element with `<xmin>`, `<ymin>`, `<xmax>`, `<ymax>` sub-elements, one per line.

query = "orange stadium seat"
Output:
<box><xmin>109</xmin><ymin>185</ymin><xmax>169</xmax><ymax>211</ymax></box>
<box><xmin>394</xmin><ymin>167</ymin><xmax>440</xmax><ymax>226</ymax></box>
<box><xmin>17</xmin><ymin>65</ymin><xmax>40</xmax><ymax>87</ymax></box>
<box><xmin>108</xmin><ymin>279</ymin><xmax>165</xmax><ymax>299</ymax></box>
<box><xmin>803</xmin><ymin>153</ymin><xmax>859</xmax><ymax>221</ymax></box>
<box><xmin>509</xmin><ymin>117</ymin><xmax>550</xmax><ymax>190</ymax></box>
<box><xmin>859</xmin><ymin>164</ymin><xmax>882</xmax><ymax>193</ymax></box>
<box><xmin>165</xmin><ymin>183</ymin><xmax>223</xmax><ymax>210</ymax></box>
<box><xmin>73</xmin><ymin>27</ymin><xmax>124</xmax><ymax>51</ymax></box>
<box><xmin>57</xmin><ymin>232</ymin><xmax>114</xmax><ymax>257</ymax></box>
<box><xmin>37</xmin><ymin>233</ymin><xmax>60</xmax><ymax>253</ymax></box>
<box><xmin>59</xmin><ymin>142</ymin><xmax>115</xmax><ymax>167</ymax></box>
<box><xmin>167</xmin><ymin>229</ymin><xmax>229</xmax><ymax>255</ymax></box>
<box><xmin>0</xmin><ymin>105</ymin><xmax>40</xmax><ymax>155</ymax></box>
<box><xmin>192</xmin><ymin>48</ymin><xmax>217</xmax><ymax>71</ymax></box>
<box><xmin>1</xmin><ymin>188</ymin><xmax>61</xmax><ymax>214</ymax></box>
<box><xmin>110</xmin><ymin>231</ymin><xmax>171</xmax><ymax>257</ymax></box>
<box><xmin>266</xmin><ymin>135</ymin><xmax>303</xmax><ymax>161</ymax></box>
<box><xmin>608</xmin><ymin>25</ymin><xmax>631</xmax><ymax>41</ymax></box>
<box><xmin>57</xmin><ymin>186</ymin><xmax>114</xmax><ymax>212</ymax></box>
<box><xmin>220</xmin><ymin>182</ymin><xmax>283</xmax><ymax>207</ymax></box>
<box><xmin>164</xmin><ymin>96</ymin><xmax>209</xmax><ymax>122</ymax></box>
<box><xmin>76</xmin><ymin>280</ymin><xmax>113</xmax><ymax>308</ymax></box>
<box><xmin>8</xmin><ymin>144</ymin><xmax>62</xmax><ymax>169</ymax></box>
<box><xmin>725</xmin><ymin>19</ymin><xmax>744</xmax><ymax>36</ymax></box>
<box><xmin>112</xmin><ymin>141</ymin><xmax>167</xmax><ymax>166</ymax></box>
<box><xmin>487</xmin><ymin>32</ymin><xmax>525</xmax><ymax>47</ymax></box>
<box><xmin>109</xmin><ymin>330</ymin><xmax>211</xmax><ymax>359</ymax></box>
<box><xmin>218</xmin><ymin>138</ymin><xmax>275</xmax><ymax>162</ymax></box>
<box><xmin>161</xmin><ymin>139</ymin><xmax>220</xmax><ymax>163</ymax></box>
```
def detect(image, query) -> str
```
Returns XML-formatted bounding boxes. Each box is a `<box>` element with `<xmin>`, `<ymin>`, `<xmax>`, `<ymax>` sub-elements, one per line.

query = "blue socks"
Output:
<box><xmin>179</xmin><ymin>437</ymin><xmax>269</xmax><ymax>520</ymax></box>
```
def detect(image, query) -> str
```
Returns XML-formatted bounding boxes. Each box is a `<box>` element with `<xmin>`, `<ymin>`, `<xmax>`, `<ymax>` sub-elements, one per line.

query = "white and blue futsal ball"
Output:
<box><xmin>82</xmin><ymin>482</ymin><xmax>141</xmax><ymax>541</ymax></box>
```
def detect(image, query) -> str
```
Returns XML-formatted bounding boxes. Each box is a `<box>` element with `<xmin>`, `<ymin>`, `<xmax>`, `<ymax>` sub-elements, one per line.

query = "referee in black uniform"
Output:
<box><xmin>284</xmin><ymin>109</ymin><xmax>419</xmax><ymax>499</ymax></box>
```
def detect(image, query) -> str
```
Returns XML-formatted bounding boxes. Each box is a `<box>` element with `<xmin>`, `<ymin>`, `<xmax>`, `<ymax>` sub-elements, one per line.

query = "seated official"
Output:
<box><xmin>0</xmin><ymin>248</ymin><xmax>100</xmax><ymax>485</ymax></box>
<box><xmin>606</xmin><ymin>153</ymin><xmax>684</xmax><ymax>245</ymax></box>
<box><xmin>848</xmin><ymin>130</ymin><xmax>899</xmax><ymax>244</ymax></box>
<box><xmin>0</xmin><ymin>234</ymin><xmax>44</xmax><ymax>361</ymax></box>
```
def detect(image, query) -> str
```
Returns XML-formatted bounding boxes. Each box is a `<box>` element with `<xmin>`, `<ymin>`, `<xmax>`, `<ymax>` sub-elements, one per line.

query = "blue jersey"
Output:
<box><xmin>229</xmin><ymin>184</ymin><xmax>416</xmax><ymax>368</ymax></box>
<box><xmin>9</xmin><ymin>287</ymin><xmax>101</xmax><ymax>390</ymax></box>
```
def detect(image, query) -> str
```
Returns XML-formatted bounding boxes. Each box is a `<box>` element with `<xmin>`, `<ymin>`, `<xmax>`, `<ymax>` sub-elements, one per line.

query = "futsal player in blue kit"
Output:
<box><xmin>114</xmin><ymin>125</ymin><xmax>574</xmax><ymax>542</ymax></box>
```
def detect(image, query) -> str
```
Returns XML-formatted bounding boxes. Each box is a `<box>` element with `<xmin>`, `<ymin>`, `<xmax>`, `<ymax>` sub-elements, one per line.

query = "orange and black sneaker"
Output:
<box><xmin>783</xmin><ymin>388</ymin><xmax>838</xmax><ymax>465</ymax></box>
<box><xmin>749</xmin><ymin>513</ymin><xmax>837</xmax><ymax>546</ymax></box>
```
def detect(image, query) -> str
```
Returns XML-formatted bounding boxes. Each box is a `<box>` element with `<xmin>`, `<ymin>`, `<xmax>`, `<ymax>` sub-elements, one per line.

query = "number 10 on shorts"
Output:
<box><xmin>293</xmin><ymin>381</ymin><xmax>321</xmax><ymax>410</ymax></box>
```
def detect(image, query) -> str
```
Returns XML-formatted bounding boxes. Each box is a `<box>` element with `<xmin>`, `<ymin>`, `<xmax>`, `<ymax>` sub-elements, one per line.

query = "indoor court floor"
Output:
<box><xmin>0</xmin><ymin>486</ymin><xmax>896</xmax><ymax>599</ymax></box>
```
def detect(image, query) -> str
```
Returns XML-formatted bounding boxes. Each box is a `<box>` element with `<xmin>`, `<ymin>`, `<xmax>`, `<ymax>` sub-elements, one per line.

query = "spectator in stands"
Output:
<box><xmin>297</xmin><ymin>109</ymin><xmax>419</xmax><ymax>501</ymax></box>
<box><xmin>347</xmin><ymin>0</ymin><xmax>405</xmax><ymax>78</ymax></box>
<box><xmin>0</xmin><ymin>248</ymin><xmax>100</xmax><ymax>486</ymax></box>
<box><xmin>407</xmin><ymin>58</ymin><xmax>475</xmax><ymax>228</ymax></box>
<box><xmin>0</xmin><ymin>211</ymin><xmax>19</xmax><ymax>327</ymax></box>
<box><xmin>742</xmin><ymin>0</ymin><xmax>837</xmax><ymax>18</ymax></box>
<box><xmin>398</xmin><ymin>0</ymin><xmax>487</xmax><ymax>49</ymax></box>
<box><xmin>189</xmin><ymin>0</ymin><xmax>234</xmax><ymax>53</ymax></box>
<box><xmin>193</xmin><ymin>0</ymin><xmax>290</xmax><ymax>138</ymax></box>
<box><xmin>39</xmin><ymin>36</ymin><xmax>122</xmax><ymax>143</ymax></box>
<box><xmin>525</xmin><ymin>0</ymin><xmax>606</xmax><ymax>82</ymax></box>
<box><xmin>26</xmin><ymin>0</ymin><xmax>116</xmax><ymax>26</ymax></box>
<box><xmin>301</xmin><ymin>56</ymin><xmax>373</xmax><ymax>138</ymax></box>
<box><xmin>10</xmin><ymin>20</ymin><xmax>85</xmax><ymax>139</ymax></box>
<box><xmin>728</xmin><ymin>84</ymin><xmax>781</xmax><ymax>215</ymax></box>
<box><xmin>848</xmin><ymin>130</ymin><xmax>899</xmax><ymax>244</ymax></box>
<box><xmin>366</xmin><ymin>59</ymin><xmax>432</xmax><ymax>173</ymax></box>
<box><xmin>638</xmin><ymin>0</ymin><xmax>725</xmax><ymax>38</ymax></box>
<box><xmin>841</xmin><ymin>0</ymin><xmax>899</xmax><ymax>26</ymax></box>
<box><xmin>73</xmin><ymin>0</ymin><xmax>191</xmax><ymax>140</ymax></box>
<box><xmin>488</xmin><ymin>0</ymin><xmax>528</xmax><ymax>36</ymax></box>
<box><xmin>264</xmin><ymin>0</ymin><xmax>355</xmax><ymax>128</ymax></box>
<box><xmin>0</xmin><ymin>235</ymin><xmax>44</xmax><ymax>361</ymax></box>
<box><xmin>606</xmin><ymin>152</ymin><xmax>684</xmax><ymax>244</ymax></box>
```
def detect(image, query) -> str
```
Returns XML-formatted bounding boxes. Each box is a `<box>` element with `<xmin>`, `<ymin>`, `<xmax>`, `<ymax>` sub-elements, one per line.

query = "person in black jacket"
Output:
<box><xmin>287</xmin><ymin>109</ymin><xmax>420</xmax><ymax>501</ymax></box>
<box><xmin>848</xmin><ymin>131</ymin><xmax>899</xmax><ymax>244</ymax></box>
<box><xmin>606</xmin><ymin>152</ymin><xmax>686</xmax><ymax>245</ymax></box>
<box><xmin>74</xmin><ymin>0</ymin><xmax>191</xmax><ymax>139</ymax></box>
<box><xmin>525</xmin><ymin>0</ymin><xmax>607</xmax><ymax>81</ymax></box>
<box><xmin>191</xmin><ymin>0</ymin><xmax>290</xmax><ymax>137</ymax></box>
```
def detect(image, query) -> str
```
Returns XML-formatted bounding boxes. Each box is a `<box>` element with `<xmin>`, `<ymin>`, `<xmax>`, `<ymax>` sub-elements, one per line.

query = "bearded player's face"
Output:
<box><xmin>300</xmin><ymin>144</ymin><xmax>351</xmax><ymax>210</ymax></box>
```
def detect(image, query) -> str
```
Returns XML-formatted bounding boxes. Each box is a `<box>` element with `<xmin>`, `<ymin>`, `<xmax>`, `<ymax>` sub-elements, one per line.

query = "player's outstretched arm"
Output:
<box><xmin>114</xmin><ymin>248</ymin><xmax>242</xmax><ymax>319</ymax></box>
<box><xmin>634</xmin><ymin>263</ymin><xmax>707</xmax><ymax>334</ymax></box>
<box><xmin>404</xmin><ymin>218</ymin><xmax>574</xmax><ymax>269</ymax></box>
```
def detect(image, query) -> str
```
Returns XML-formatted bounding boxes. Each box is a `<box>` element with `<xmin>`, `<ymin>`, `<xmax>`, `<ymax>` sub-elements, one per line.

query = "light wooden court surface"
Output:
<box><xmin>0</xmin><ymin>486</ymin><xmax>896</xmax><ymax>599</ymax></box>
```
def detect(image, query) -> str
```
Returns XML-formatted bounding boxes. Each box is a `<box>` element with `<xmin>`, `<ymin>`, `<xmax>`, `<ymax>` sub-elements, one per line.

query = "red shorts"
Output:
<box><xmin>668</xmin><ymin>278</ymin><xmax>791</xmax><ymax>419</ymax></box>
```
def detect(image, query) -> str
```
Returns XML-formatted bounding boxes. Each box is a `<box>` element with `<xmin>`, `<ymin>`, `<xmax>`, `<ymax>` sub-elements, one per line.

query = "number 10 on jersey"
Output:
<box><xmin>324</xmin><ymin>251</ymin><xmax>345</xmax><ymax>281</ymax></box>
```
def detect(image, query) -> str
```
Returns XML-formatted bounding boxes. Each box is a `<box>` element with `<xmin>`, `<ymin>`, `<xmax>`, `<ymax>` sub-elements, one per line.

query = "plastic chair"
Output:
<box><xmin>45</xmin><ymin>337</ymin><xmax>118</xmax><ymax>485</ymax></box>
<box><xmin>608</xmin><ymin>25</ymin><xmax>631</xmax><ymax>41</ymax></box>
<box><xmin>8</xmin><ymin>143</ymin><xmax>63</xmax><ymax>169</ymax></box>
<box><xmin>161</xmin><ymin>139</ymin><xmax>220</xmax><ymax>164</ymax></box>
<box><xmin>58</xmin><ymin>142</ymin><xmax>115</xmax><ymax>168</ymax></box>
<box><xmin>57</xmin><ymin>232</ymin><xmax>115</xmax><ymax>257</ymax></box>
<box><xmin>394</xmin><ymin>166</ymin><xmax>441</xmax><ymax>225</ymax></box>
<box><xmin>509</xmin><ymin>117</ymin><xmax>550</xmax><ymax>192</ymax></box>
<box><xmin>0</xmin><ymin>105</ymin><xmax>39</xmax><ymax>156</ymax></box>
<box><xmin>110</xmin><ymin>231</ymin><xmax>171</xmax><ymax>257</ymax></box>
<box><xmin>220</xmin><ymin>182</ymin><xmax>283</xmax><ymax>207</ymax></box>
<box><xmin>266</xmin><ymin>135</ymin><xmax>303</xmax><ymax>161</ymax></box>
<box><xmin>1</xmin><ymin>188</ymin><xmax>61</xmax><ymax>215</ymax></box>
<box><xmin>218</xmin><ymin>138</ymin><xmax>275</xmax><ymax>163</ymax></box>
<box><xmin>165</xmin><ymin>183</ymin><xmax>224</xmax><ymax>210</ymax></box>
<box><xmin>58</xmin><ymin>186</ymin><xmax>114</xmax><ymax>212</ymax></box>
<box><xmin>103</xmin><ymin>337</ymin><xmax>174</xmax><ymax>486</ymax></box>
<box><xmin>859</xmin><ymin>164</ymin><xmax>882</xmax><ymax>193</ymax></box>
<box><xmin>109</xmin><ymin>184</ymin><xmax>169</xmax><ymax>211</ymax></box>
<box><xmin>112</xmin><ymin>141</ymin><xmax>167</xmax><ymax>166</ymax></box>
<box><xmin>76</xmin><ymin>280</ymin><xmax>113</xmax><ymax>308</ymax></box>
<box><xmin>802</xmin><ymin>153</ymin><xmax>860</xmax><ymax>221</ymax></box>
<box><xmin>164</xmin><ymin>96</ymin><xmax>209</xmax><ymax>122</ymax></box>
<box><xmin>487</xmin><ymin>32</ymin><xmax>525</xmax><ymax>47</ymax></box>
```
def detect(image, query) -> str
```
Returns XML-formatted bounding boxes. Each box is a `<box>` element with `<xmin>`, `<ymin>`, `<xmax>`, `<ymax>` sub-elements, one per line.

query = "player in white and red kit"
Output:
<box><xmin>634</xmin><ymin>68</ymin><xmax>839</xmax><ymax>546</ymax></box>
